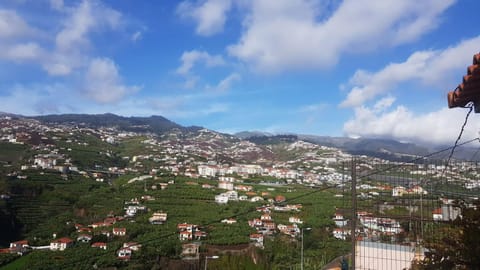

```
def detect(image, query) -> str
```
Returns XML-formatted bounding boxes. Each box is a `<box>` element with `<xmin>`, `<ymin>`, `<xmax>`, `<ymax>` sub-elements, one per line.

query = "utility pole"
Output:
<box><xmin>351</xmin><ymin>158</ymin><xmax>357</xmax><ymax>270</ymax></box>
<box><xmin>301</xmin><ymin>227</ymin><xmax>311</xmax><ymax>270</ymax></box>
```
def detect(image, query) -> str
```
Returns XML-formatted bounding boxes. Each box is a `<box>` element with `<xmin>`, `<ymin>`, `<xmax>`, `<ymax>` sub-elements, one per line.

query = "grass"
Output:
<box><xmin>0</xmin><ymin>142</ymin><xmax>28</xmax><ymax>164</ymax></box>
<box><xmin>0</xmin><ymin>253</ymin><xmax>29</xmax><ymax>270</ymax></box>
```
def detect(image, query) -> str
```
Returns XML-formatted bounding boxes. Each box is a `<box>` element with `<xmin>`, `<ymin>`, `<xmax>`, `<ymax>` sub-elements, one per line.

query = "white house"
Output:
<box><xmin>198</xmin><ymin>165</ymin><xmax>218</xmax><ymax>177</ymax></box>
<box><xmin>250</xmin><ymin>196</ymin><xmax>264</xmax><ymax>202</ymax></box>
<box><xmin>355</xmin><ymin>241</ymin><xmax>422</xmax><ymax>270</ymax></box>
<box><xmin>91</xmin><ymin>242</ymin><xmax>107</xmax><ymax>250</ymax></box>
<box><xmin>408</xmin><ymin>185</ymin><xmax>427</xmax><ymax>195</ymax></box>
<box><xmin>432</xmin><ymin>208</ymin><xmax>443</xmax><ymax>221</ymax></box>
<box><xmin>333</xmin><ymin>228</ymin><xmax>349</xmax><ymax>240</ymax></box>
<box><xmin>76</xmin><ymin>234</ymin><xmax>92</xmax><ymax>243</ymax></box>
<box><xmin>215</xmin><ymin>194</ymin><xmax>229</xmax><ymax>204</ymax></box>
<box><xmin>392</xmin><ymin>186</ymin><xmax>406</xmax><ymax>197</ymax></box>
<box><xmin>250</xmin><ymin>233</ymin><xmax>264</xmax><ymax>247</ymax></box>
<box><xmin>113</xmin><ymin>227</ymin><xmax>126</xmax><ymax>236</ymax></box>
<box><xmin>333</xmin><ymin>212</ymin><xmax>348</xmax><ymax>227</ymax></box>
<box><xmin>117</xmin><ymin>247</ymin><xmax>132</xmax><ymax>260</ymax></box>
<box><xmin>123</xmin><ymin>242</ymin><xmax>141</xmax><ymax>251</ymax></box>
<box><xmin>218</xmin><ymin>181</ymin><xmax>234</xmax><ymax>190</ymax></box>
<box><xmin>149</xmin><ymin>212</ymin><xmax>168</xmax><ymax>224</ymax></box>
<box><xmin>224</xmin><ymin>190</ymin><xmax>238</xmax><ymax>201</ymax></box>
<box><xmin>289</xmin><ymin>216</ymin><xmax>303</xmax><ymax>224</ymax></box>
<box><xmin>260</xmin><ymin>214</ymin><xmax>272</xmax><ymax>221</ymax></box>
<box><xmin>221</xmin><ymin>218</ymin><xmax>237</xmax><ymax>224</ymax></box>
<box><xmin>50</xmin><ymin>237</ymin><xmax>73</xmax><ymax>251</ymax></box>
<box><xmin>9</xmin><ymin>240</ymin><xmax>29</xmax><ymax>254</ymax></box>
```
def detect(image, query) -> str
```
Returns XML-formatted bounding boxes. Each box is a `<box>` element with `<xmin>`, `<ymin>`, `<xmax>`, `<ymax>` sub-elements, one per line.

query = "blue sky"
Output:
<box><xmin>1</xmin><ymin>0</ymin><xmax>480</xmax><ymax>145</ymax></box>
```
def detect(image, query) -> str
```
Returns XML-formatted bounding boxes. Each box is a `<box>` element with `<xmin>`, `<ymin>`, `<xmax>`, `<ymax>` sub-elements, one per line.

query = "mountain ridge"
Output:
<box><xmin>29</xmin><ymin>113</ymin><xmax>202</xmax><ymax>134</ymax></box>
<box><xmin>3</xmin><ymin>112</ymin><xmax>478</xmax><ymax>161</ymax></box>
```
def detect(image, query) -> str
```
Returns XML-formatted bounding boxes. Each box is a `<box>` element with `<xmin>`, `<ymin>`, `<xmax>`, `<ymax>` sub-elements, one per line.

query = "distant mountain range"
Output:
<box><xmin>235</xmin><ymin>133</ymin><xmax>480</xmax><ymax>162</ymax></box>
<box><xmin>29</xmin><ymin>113</ymin><xmax>202</xmax><ymax>134</ymax></box>
<box><xmin>2</xmin><ymin>112</ymin><xmax>478</xmax><ymax>161</ymax></box>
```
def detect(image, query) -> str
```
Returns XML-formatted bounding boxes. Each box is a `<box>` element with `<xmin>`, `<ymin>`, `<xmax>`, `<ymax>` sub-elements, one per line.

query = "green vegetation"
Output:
<box><xmin>55</xmin><ymin>134</ymin><xmax>127</xmax><ymax>169</ymax></box>
<box><xmin>0</xmin><ymin>143</ymin><xmax>29</xmax><ymax>164</ymax></box>
<box><xmin>0</xmin><ymin>133</ymin><xmax>352</xmax><ymax>269</ymax></box>
<box><xmin>414</xmin><ymin>200</ymin><xmax>480</xmax><ymax>270</ymax></box>
<box><xmin>0</xmin><ymin>170</ymin><xmax>350</xmax><ymax>269</ymax></box>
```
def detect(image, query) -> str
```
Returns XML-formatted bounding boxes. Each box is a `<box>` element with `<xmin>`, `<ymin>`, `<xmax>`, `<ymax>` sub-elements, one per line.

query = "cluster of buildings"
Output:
<box><xmin>177</xmin><ymin>223</ymin><xmax>208</xmax><ymax>241</ymax></box>
<box><xmin>197</xmin><ymin>163</ymin><xmax>351</xmax><ymax>186</ymax></box>
<box><xmin>248</xmin><ymin>213</ymin><xmax>277</xmax><ymax>238</ymax></box>
<box><xmin>392</xmin><ymin>185</ymin><xmax>428</xmax><ymax>197</ymax></box>
<box><xmin>247</xmin><ymin>203</ymin><xmax>306</xmax><ymax>247</ymax></box>
<box><xmin>332</xmin><ymin>210</ymin><xmax>402</xmax><ymax>241</ymax></box>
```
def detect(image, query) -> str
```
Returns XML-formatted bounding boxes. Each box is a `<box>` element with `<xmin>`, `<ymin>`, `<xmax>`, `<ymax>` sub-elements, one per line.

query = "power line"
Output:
<box><xmin>442</xmin><ymin>104</ymin><xmax>474</xmax><ymax>178</ymax></box>
<box><xmin>358</xmin><ymin>137</ymin><xmax>480</xmax><ymax>181</ymax></box>
<box><xmin>8</xmin><ymin>133</ymin><xmax>480</xmax><ymax>268</ymax></box>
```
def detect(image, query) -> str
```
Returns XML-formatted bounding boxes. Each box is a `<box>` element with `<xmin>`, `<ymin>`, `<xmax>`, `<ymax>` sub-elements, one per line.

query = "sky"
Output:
<box><xmin>1</xmin><ymin>0</ymin><xmax>480</xmax><ymax>146</ymax></box>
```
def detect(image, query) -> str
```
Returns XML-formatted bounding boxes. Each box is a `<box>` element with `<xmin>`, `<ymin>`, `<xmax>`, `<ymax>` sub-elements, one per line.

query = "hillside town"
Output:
<box><xmin>1</xmin><ymin>115</ymin><xmax>479</xmax><ymax>269</ymax></box>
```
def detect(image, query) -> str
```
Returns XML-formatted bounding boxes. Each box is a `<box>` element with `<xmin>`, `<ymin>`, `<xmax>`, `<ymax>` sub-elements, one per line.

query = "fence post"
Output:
<box><xmin>351</xmin><ymin>158</ymin><xmax>357</xmax><ymax>269</ymax></box>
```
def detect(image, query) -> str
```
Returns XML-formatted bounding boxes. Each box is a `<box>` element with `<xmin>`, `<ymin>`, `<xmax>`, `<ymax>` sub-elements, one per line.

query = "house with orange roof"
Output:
<box><xmin>113</xmin><ymin>227</ymin><xmax>126</xmax><ymax>236</ymax></box>
<box><xmin>432</xmin><ymin>208</ymin><xmax>443</xmax><ymax>221</ymax></box>
<box><xmin>9</xmin><ymin>240</ymin><xmax>29</xmax><ymax>254</ymax></box>
<box><xmin>91</xmin><ymin>242</ymin><xmax>107</xmax><ymax>250</ymax></box>
<box><xmin>50</xmin><ymin>237</ymin><xmax>73</xmax><ymax>251</ymax></box>
<box><xmin>275</xmin><ymin>195</ymin><xmax>286</xmax><ymax>203</ymax></box>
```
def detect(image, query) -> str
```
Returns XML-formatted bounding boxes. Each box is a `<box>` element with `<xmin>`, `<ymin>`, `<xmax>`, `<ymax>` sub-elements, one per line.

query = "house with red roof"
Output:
<box><xmin>432</xmin><ymin>208</ymin><xmax>443</xmax><ymax>221</ymax></box>
<box><xmin>275</xmin><ymin>195</ymin><xmax>286</xmax><ymax>203</ymax></box>
<box><xmin>50</xmin><ymin>237</ymin><xmax>73</xmax><ymax>251</ymax></box>
<box><xmin>249</xmin><ymin>233</ymin><xmax>264</xmax><ymax>246</ymax></box>
<box><xmin>260</xmin><ymin>214</ymin><xmax>272</xmax><ymax>221</ymax></box>
<box><xmin>113</xmin><ymin>227</ymin><xmax>126</xmax><ymax>236</ymax></box>
<box><xmin>117</xmin><ymin>247</ymin><xmax>132</xmax><ymax>260</ymax></box>
<box><xmin>77</xmin><ymin>227</ymin><xmax>93</xmax><ymax>233</ymax></box>
<box><xmin>123</xmin><ymin>242</ymin><xmax>142</xmax><ymax>251</ymax></box>
<box><xmin>77</xmin><ymin>234</ymin><xmax>92</xmax><ymax>243</ymax></box>
<box><xmin>179</xmin><ymin>231</ymin><xmax>193</xmax><ymax>241</ymax></box>
<box><xmin>91</xmin><ymin>242</ymin><xmax>107</xmax><ymax>250</ymax></box>
<box><xmin>9</xmin><ymin>240</ymin><xmax>29</xmax><ymax>254</ymax></box>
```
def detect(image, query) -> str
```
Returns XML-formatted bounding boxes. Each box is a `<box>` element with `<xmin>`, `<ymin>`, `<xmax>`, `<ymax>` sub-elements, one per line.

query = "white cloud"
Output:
<box><xmin>211</xmin><ymin>72</ymin><xmax>241</xmax><ymax>92</ymax></box>
<box><xmin>182</xmin><ymin>76</ymin><xmax>199</xmax><ymax>89</ymax></box>
<box><xmin>177</xmin><ymin>0</ymin><xmax>232</xmax><ymax>36</ymax></box>
<box><xmin>228</xmin><ymin>0</ymin><xmax>455</xmax><ymax>73</ymax></box>
<box><xmin>176</xmin><ymin>50</ymin><xmax>225</xmax><ymax>75</ymax></box>
<box><xmin>373</xmin><ymin>96</ymin><xmax>395</xmax><ymax>113</ymax></box>
<box><xmin>45</xmin><ymin>0</ymin><xmax>122</xmax><ymax>76</ymax></box>
<box><xmin>0</xmin><ymin>2</ymin><xmax>141</xmax><ymax>107</ymax></box>
<box><xmin>0</xmin><ymin>2</ymin><xmax>125</xmax><ymax>77</ymax></box>
<box><xmin>0</xmin><ymin>83</ymin><xmax>77</xmax><ymax>115</ymax></box>
<box><xmin>84</xmin><ymin>58</ymin><xmax>141</xmax><ymax>104</ymax></box>
<box><xmin>0</xmin><ymin>42</ymin><xmax>44</xmax><ymax>62</ymax></box>
<box><xmin>49</xmin><ymin>0</ymin><xmax>64</xmax><ymax>11</ymax></box>
<box><xmin>0</xmin><ymin>10</ymin><xmax>45</xmax><ymax>63</ymax></box>
<box><xmin>343</xmin><ymin>102</ymin><xmax>480</xmax><ymax>145</ymax></box>
<box><xmin>341</xmin><ymin>35</ymin><xmax>480</xmax><ymax>107</ymax></box>
<box><xmin>131</xmin><ymin>31</ymin><xmax>142</xmax><ymax>42</ymax></box>
<box><xmin>0</xmin><ymin>9</ymin><xmax>38</xmax><ymax>39</ymax></box>
<box><xmin>55</xmin><ymin>1</ymin><xmax>96</xmax><ymax>52</ymax></box>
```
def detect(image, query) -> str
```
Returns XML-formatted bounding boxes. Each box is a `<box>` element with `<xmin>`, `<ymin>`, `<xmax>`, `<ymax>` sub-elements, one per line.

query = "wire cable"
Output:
<box><xmin>444</xmin><ymin>104</ymin><xmax>474</xmax><ymax>168</ymax></box>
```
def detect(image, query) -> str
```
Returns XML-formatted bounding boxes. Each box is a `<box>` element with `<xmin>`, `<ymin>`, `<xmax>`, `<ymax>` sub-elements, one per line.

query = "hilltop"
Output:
<box><xmin>5</xmin><ymin>112</ymin><xmax>471</xmax><ymax>162</ymax></box>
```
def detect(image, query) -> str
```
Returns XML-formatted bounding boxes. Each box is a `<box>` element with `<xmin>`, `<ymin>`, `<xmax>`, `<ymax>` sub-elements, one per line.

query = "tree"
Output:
<box><xmin>416</xmin><ymin>200</ymin><xmax>480</xmax><ymax>270</ymax></box>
